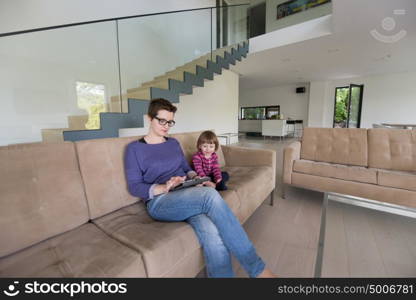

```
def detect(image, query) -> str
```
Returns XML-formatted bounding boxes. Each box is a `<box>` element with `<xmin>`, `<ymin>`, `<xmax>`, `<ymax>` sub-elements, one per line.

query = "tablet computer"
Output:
<box><xmin>171</xmin><ymin>176</ymin><xmax>211</xmax><ymax>191</ymax></box>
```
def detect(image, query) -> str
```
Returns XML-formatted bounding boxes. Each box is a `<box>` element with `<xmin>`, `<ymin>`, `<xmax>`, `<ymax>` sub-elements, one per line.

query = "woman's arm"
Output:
<box><xmin>125</xmin><ymin>142</ymin><xmax>187</xmax><ymax>199</ymax></box>
<box><xmin>124</xmin><ymin>144</ymin><xmax>154</xmax><ymax>199</ymax></box>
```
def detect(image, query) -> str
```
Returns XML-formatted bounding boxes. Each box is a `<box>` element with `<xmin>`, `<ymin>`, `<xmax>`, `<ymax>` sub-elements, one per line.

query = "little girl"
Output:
<box><xmin>192</xmin><ymin>130</ymin><xmax>229</xmax><ymax>191</ymax></box>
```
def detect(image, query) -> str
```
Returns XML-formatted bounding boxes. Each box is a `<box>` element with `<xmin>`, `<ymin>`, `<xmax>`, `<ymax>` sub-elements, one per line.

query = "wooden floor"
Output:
<box><xmin>321</xmin><ymin>201</ymin><xmax>416</xmax><ymax>277</ymax></box>
<box><xmin>197</xmin><ymin>135</ymin><xmax>416</xmax><ymax>278</ymax></box>
<box><xmin>230</xmin><ymin>136</ymin><xmax>323</xmax><ymax>277</ymax></box>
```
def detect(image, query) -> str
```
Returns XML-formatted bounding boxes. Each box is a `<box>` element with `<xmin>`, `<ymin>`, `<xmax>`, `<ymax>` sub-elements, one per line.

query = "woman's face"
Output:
<box><xmin>150</xmin><ymin>109</ymin><xmax>175</xmax><ymax>137</ymax></box>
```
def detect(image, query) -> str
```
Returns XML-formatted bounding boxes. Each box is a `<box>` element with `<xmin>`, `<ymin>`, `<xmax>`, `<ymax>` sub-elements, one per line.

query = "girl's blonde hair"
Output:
<box><xmin>196</xmin><ymin>131</ymin><xmax>219</xmax><ymax>151</ymax></box>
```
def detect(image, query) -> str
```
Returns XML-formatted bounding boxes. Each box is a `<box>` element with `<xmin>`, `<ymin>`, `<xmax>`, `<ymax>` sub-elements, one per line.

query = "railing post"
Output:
<box><xmin>116</xmin><ymin>20</ymin><xmax>123</xmax><ymax>113</ymax></box>
<box><xmin>210</xmin><ymin>8</ymin><xmax>213</xmax><ymax>62</ymax></box>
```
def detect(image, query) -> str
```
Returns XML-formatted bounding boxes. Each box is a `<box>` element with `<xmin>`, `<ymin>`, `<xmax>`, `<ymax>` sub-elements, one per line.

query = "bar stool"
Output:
<box><xmin>295</xmin><ymin>120</ymin><xmax>303</xmax><ymax>138</ymax></box>
<box><xmin>286</xmin><ymin>120</ymin><xmax>296</xmax><ymax>137</ymax></box>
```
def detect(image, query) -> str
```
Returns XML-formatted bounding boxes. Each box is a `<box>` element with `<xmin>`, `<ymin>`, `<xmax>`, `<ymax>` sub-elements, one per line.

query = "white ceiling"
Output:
<box><xmin>232</xmin><ymin>0</ymin><xmax>416</xmax><ymax>90</ymax></box>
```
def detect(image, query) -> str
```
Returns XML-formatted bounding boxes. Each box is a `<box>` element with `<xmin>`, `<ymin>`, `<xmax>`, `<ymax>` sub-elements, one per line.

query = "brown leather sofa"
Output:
<box><xmin>283</xmin><ymin>127</ymin><xmax>416</xmax><ymax>208</ymax></box>
<box><xmin>0</xmin><ymin>131</ymin><xmax>276</xmax><ymax>277</ymax></box>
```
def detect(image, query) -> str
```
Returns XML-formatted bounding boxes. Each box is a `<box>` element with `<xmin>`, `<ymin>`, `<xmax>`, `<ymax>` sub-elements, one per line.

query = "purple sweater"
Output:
<box><xmin>124</xmin><ymin>137</ymin><xmax>193</xmax><ymax>200</ymax></box>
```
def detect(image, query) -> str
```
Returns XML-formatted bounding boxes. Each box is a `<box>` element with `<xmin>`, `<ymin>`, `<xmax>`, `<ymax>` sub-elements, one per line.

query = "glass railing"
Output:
<box><xmin>0</xmin><ymin>4</ymin><xmax>248</xmax><ymax>145</ymax></box>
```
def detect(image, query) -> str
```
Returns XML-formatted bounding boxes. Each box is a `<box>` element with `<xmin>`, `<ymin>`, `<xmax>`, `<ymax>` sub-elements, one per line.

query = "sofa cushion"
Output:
<box><xmin>224</xmin><ymin>166</ymin><xmax>274</xmax><ymax>223</ymax></box>
<box><xmin>368</xmin><ymin>128</ymin><xmax>416</xmax><ymax>172</ymax></box>
<box><xmin>0</xmin><ymin>142</ymin><xmax>89</xmax><ymax>257</ymax></box>
<box><xmin>93</xmin><ymin>188</ymin><xmax>239</xmax><ymax>278</ymax></box>
<box><xmin>301</xmin><ymin>128</ymin><xmax>368</xmax><ymax>167</ymax></box>
<box><xmin>170</xmin><ymin>131</ymin><xmax>226</xmax><ymax>168</ymax></box>
<box><xmin>92</xmin><ymin>202</ymin><xmax>201</xmax><ymax>278</ymax></box>
<box><xmin>293</xmin><ymin>159</ymin><xmax>377</xmax><ymax>184</ymax></box>
<box><xmin>291</xmin><ymin>172</ymin><xmax>416</xmax><ymax>209</ymax></box>
<box><xmin>0</xmin><ymin>224</ymin><xmax>146</xmax><ymax>277</ymax></box>
<box><xmin>75</xmin><ymin>136</ymin><xmax>141</xmax><ymax>219</ymax></box>
<box><xmin>377</xmin><ymin>169</ymin><xmax>416</xmax><ymax>192</ymax></box>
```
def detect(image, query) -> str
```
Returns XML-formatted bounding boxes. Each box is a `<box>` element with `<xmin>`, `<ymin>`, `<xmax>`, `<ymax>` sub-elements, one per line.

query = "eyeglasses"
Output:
<box><xmin>154</xmin><ymin>116</ymin><xmax>176</xmax><ymax>127</ymax></box>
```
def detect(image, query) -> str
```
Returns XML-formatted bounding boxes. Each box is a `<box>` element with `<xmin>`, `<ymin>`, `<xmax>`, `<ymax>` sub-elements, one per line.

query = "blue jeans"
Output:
<box><xmin>146</xmin><ymin>186</ymin><xmax>265</xmax><ymax>278</ymax></box>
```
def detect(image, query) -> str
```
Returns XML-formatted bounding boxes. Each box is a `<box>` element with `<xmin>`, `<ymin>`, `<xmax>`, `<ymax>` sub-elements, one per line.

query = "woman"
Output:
<box><xmin>124</xmin><ymin>98</ymin><xmax>276</xmax><ymax>278</ymax></box>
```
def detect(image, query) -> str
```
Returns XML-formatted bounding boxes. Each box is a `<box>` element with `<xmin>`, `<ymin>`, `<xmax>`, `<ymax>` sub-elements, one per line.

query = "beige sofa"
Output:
<box><xmin>283</xmin><ymin>127</ymin><xmax>416</xmax><ymax>208</ymax></box>
<box><xmin>0</xmin><ymin>131</ymin><xmax>276</xmax><ymax>277</ymax></box>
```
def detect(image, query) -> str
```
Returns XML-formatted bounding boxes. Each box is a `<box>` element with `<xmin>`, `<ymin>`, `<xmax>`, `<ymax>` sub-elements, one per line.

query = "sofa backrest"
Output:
<box><xmin>75</xmin><ymin>131</ymin><xmax>225</xmax><ymax>220</ymax></box>
<box><xmin>75</xmin><ymin>136</ymin><xmax>140</xmax><ymax>219</ymax></box>
<box><xmin>0</xmin><ymin>142</ymin><xmax>89</xmax><ymax>257</ymax></box>
<box><xmin>368</xmin><ymin>128</ymin><xmax>416</xmax><ymax>172</ymax></box>
<box><xmin>170</xmin><ymin>131</ymin><xmax>226</xmax><ymax>168</ymax></box>
<box><xmin>301</xmin><ymin>128</ymin><xmax>368</xmax><ymax>167</ymax></box>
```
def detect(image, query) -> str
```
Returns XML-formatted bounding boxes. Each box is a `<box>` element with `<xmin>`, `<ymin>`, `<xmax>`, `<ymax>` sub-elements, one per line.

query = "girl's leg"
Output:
<box><xmin>147</xmin><ymin>187</ymin><xmax>265</xmax><ymax>277</ymax></box>
<box><xmin>187</xmin><ymin>214</ymin><xmax>234</xmax><ymax>277</ymax></box>
<box><xmin>216</xmin><ymin>171</ymin><xmax>229</xmax><ymax>191</ymax></box>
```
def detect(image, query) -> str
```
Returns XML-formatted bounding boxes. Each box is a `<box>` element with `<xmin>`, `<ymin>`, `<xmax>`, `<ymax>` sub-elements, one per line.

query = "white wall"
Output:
<box><xmin>265</xmin><ymin>0</ymin><xmax>332</xmax><ymax>33</ymax></box>
<box><xmin>307</xmin><ymin>71</ymin><xmax>416</xmax><ymax>128</ymax></box>
<box><xmin>0</xmin><ymin>0</ymin><xmax>215</xmax><ymax>35</ymax></box>
<box><xmin>120</xmin><ymin>70</ymin><xmax>239</xmax><ymax>142</ymax></box>
<box><xmin>239</xmin><ymin>83</ymin><xmax>309</xmax><ymax>131</ymax></box>
<box><xmin>307</xmin><ymin>81</ymin><xmax>330</xmax><ymax>127</ymax></box>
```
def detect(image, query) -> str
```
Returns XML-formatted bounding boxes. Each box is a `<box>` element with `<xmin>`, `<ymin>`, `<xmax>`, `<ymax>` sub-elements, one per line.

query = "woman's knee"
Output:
<box><xmin>188</xmin><ymin>215</ymin><xmax>223</xmax><ymax>245</ymax></box>
<box><xmin>203</xmin><ymin>187</ymin><xmax>224</xmax><ymax>206</ymax></box>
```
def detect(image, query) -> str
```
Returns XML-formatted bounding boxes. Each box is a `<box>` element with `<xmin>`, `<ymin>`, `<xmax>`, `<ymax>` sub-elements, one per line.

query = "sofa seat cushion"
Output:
<box><xmin>377</xmin><ymin>169</ymin><xmax>416</xmax><ymax>192</ymax></box>
<box><xmin>0</xmin><ymin>224</ymin><xmax>146</xmax><ymax>277</ymax></box>
<box><xmin>224</xmin><ymin>166</ymin><xmax>274</xmax><ymax>222</ymax></box>
<box><xmin>293</xmin><ymin>159</ymin><xmax>377</xmax><ymax>184</ymax></box>
<box><xmin>291</xmin><ymin>172</ymin><xmax>416</xmax><ymax>209</ymax></box>
<box><xmin>93</xmin><ymin>202</ymin><xmax>203</xmax><ymax>278</ymax></box>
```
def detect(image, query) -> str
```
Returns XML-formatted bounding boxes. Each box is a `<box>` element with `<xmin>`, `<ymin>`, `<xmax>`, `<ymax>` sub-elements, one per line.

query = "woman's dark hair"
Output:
<box><xmin>197</xmin><ymin>130</ymin><xmax>219</xmax><ymax>151</ymax></box>
<box><xmin>147</xmin><ymin>98</ymin><xmax>177</xmax><ymax>119</ymax></box>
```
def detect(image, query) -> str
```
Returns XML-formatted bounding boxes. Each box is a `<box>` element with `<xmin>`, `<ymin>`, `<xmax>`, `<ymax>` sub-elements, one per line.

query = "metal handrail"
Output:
<box><xmin>0</xmin><ymin>3</ymin><xmax>249</xmax><ymax>38</ymax></box>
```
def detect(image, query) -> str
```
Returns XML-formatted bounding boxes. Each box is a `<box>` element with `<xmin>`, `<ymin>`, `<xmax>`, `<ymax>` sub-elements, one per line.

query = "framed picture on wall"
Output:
<box><xmin>277</xmin><ymin>0</ymin><xmax>331</xmax><ymax>20</ymax></box>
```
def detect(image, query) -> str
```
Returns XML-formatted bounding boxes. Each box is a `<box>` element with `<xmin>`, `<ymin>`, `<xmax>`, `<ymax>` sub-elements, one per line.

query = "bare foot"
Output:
<box><xmin>257</xmin><ymin>268</ymin><xmax>278</xmax><ymax>278</ymax></box>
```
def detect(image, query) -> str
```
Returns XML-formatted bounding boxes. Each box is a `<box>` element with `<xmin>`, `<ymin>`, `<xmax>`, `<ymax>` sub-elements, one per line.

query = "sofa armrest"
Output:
<box><xmin>283</xmin><ymin>141</ymin><xmax>301</xmax><ymax>185</ymax></box>
<box><xmin>221</xmin><ymin>145</ymin><xmax>276</xmax><ymax>184</ymax></box>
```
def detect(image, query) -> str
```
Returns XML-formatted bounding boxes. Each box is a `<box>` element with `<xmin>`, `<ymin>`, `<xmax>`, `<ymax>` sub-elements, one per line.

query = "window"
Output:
<box><xmin>76</xmin><ymin>81</ymin><xmax>107</xmax><ymax>130</ymax></box>
<box><xmin>266</xmin><ymin>106</ymin><xmax>280</xmax><ymax>119</ymax></box>
<box><xmin>333</xmin><ymin>84</ymin><xmax>364</xmax><ymax>128</ymax></box>
<box><xmin>240</xmin><ymin>105</ymin><xmax>280</xmax><ymax>120</ymax></box>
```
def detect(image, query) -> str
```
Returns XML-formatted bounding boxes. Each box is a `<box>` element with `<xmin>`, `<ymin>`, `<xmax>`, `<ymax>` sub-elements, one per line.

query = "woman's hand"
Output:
<box><xmin>165</xmin><ymin>176</ymin><xmax>186</xmax><ymax>191</ymax></box>
<box><xmin>153</xmin><ymin>176</ymin><xmax>186</xmax><ymax>195</ymax></box>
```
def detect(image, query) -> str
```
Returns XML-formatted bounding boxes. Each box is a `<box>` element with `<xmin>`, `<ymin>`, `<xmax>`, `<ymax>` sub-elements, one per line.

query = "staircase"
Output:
<box><xmin>43</xmin><ymin>42</ymin><xmax>248</xmax><ymax>142</ymax></box>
